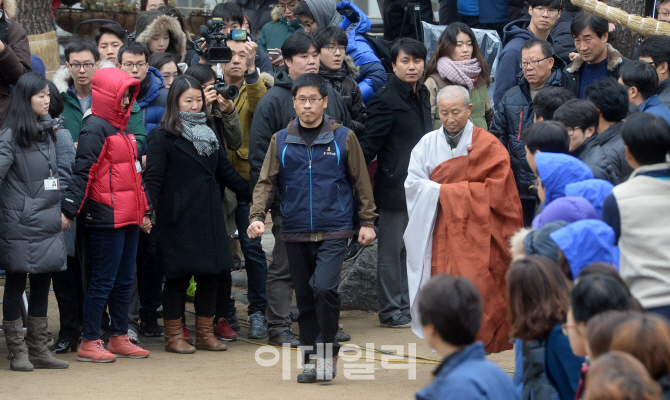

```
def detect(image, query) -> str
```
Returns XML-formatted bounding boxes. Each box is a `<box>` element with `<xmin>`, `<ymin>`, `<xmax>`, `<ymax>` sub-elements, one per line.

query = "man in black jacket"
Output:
<box><xmin>359</xmin><ymin>38</ymin><xmax>432</xmax><ymax>328</ymax></box>
<box><xmin>490</xmin><ymin>38</ymin><xmax>565</xmax><ymax>226</ymax></box>
<box><xmin>248</xmin><ymin>31</ymin><xmax>354</xmax><ymax>347</ymax></box>
<box><xmin>584</xmin><ymin>78</ymin><xmax>633</xmax><ymax>183</ymax></box>
<box><xmin>553</xmin><ymin>98</ymin><xmax>616</xmax><ymax>183</ymax></box>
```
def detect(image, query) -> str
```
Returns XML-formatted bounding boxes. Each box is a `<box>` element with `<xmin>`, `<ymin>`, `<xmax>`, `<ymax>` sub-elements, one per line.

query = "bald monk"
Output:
<box><xmin>405</xmin><ymin>85</ymin><xmax>523</xmax><ymax>353</ymax></box>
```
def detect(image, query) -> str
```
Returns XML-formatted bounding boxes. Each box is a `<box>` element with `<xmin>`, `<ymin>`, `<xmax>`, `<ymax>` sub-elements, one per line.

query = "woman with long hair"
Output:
<box><xmin>143</xmin><ymin>75</ymin><xmax>249</xmax><ymax>354</ymax></box>
<box><xmin>0</xmin><ymin>72</ymin><xmax>68</xmax><ymax>371</ymax></box>
<box><xmin>507</xmin><ymin>256</ymin><xmax>584</xmax><ymax>400</ymax></box>
<box><xmin>424</xmin><ymin>22</ymin><xmax>493</xmax><ymax>129</ymax></box>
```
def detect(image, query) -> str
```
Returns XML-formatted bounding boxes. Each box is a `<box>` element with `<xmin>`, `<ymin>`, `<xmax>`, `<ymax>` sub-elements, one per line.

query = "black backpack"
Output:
<box><xmin>361</xmin><ymin>33</ymin><xmax>394</xmax><ymax>74</ymax></box>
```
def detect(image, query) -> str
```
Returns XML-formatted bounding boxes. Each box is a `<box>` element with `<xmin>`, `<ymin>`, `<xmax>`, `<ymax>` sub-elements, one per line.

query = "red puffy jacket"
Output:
<box><xmin>62</xmin><ymin>68</ymin><xmax>151</xmax><ymax>229</ymax></box>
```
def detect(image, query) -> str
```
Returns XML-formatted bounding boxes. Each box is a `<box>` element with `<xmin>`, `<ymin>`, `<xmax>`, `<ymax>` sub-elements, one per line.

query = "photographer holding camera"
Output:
<box><xmin>0</xmin><ymin>0</ymin><xmax>32</xmax><ymax>125</ymax></box>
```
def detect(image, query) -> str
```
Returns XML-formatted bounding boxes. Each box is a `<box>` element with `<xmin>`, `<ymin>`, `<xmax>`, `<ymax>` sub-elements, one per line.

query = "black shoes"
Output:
<box><xmin>55</xmin><ymin>337</ymin><xmax>78</xmax><ymax>354</ymax></box>
<box><xmin>140</xmin><ymin>311</ymin><xmax>164</xmax><ymax>337</ymax></box>
<box><xmin>247</xmin><ymin>312</ymin><xmax>268</xmax><ymax>339</ymax></box>
<box><xmin>335</xmin><ymin>329</ymin><xmax>351</xmax><ymax>342</ymax></box>
<box><xmin>380</xmin><ymin>314</ymin><xmax>412</xmax><ymax>328</ymax></box>
<box><xmin>268</xmin><ymin>329</ymin><xmax>300</xmax><ymax>347</ymax></box>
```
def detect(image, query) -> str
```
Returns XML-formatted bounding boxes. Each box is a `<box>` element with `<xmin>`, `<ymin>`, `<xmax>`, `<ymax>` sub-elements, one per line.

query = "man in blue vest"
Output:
<box><xmin>248</xmin><ymin>73</ymin><xmax>377</xmax><ymax>383</ymax></box>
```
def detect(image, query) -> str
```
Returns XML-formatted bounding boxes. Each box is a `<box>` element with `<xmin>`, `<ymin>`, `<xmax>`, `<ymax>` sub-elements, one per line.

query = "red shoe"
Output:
<box><xmin>214</xmin><ymin>318</ymin><xmax>238</xmax><ymax>341</ymax></box>
<box><xmin>107</xmin><ymin>335</ymin><xmax>150</xmax><ymax>359</ymax></box>
<box><xmin>77</xmin><ymin>339</ymin><xmax>117</xmax><ymax>363</ymax></box>
<box><xmin>183</xmin><ymin>323</ymin><xmax>194</xmax><ymax>346</ymax></box>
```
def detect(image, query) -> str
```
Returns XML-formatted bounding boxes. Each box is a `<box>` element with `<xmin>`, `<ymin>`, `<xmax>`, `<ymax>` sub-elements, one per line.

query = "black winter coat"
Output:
<box><xmin>491</xmin><ymin>68</ymin><xmax>566</xmax><ymax>199</ymax></box>
<box><xmin>143</xmin><ymin>128</ymin><xmax>249</xmax><ymax>279</ymax></box>
<box><xmin>319</xmin><ymin>59</ymin><xmax>366</xmax><ymax>137</ymax></box>
<box><xmin>359</xmin><ymin>74</ymin><xmax>432</xmax><ymax>210</ymax></box>
<box><xmin>248</xmin><ymin>68</ymin><xmax>354</xmax><ymax>196</ymax></box>
<box><xmin>597</xmin><ymin>121</ymin><xmax>633</xmax><ymax>184</ymax></box>
<box><xmin>563</xmin><ymin>44</ymin><xmax>629</xmax><ymax>98</ymax></box>
<box><xmin>571</xmin><ymin>135</ymin><xmax>616</xmax><ymax>184</ymax></box>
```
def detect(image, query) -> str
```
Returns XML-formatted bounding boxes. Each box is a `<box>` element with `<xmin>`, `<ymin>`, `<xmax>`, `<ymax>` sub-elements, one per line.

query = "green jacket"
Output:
<box><xmin>257</xmin><ymin>17</ymin><xmax>303</xmax><ymax>52</ymax></box>
<box><xmin>61</xmin><ymin>90</ymin><xmax>147</xmax><ymax>154</ymax></box>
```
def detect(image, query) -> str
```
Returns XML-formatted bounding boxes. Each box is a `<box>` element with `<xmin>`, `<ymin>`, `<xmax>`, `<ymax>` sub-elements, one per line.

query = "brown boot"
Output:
<box><xmin>195</xmin><ymin>316</ymin><xmax>227</xmax><ymax>351</ymax></box>
<box><xmin>164</xmin><ymin>319</ymin><xmax>196</xmax><ymax>354</ymax></box>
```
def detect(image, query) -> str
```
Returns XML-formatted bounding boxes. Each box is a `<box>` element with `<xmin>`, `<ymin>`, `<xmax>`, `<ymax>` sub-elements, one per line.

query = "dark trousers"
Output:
<box><xmin>285</xmin><ymin>239</ymin><xmax>347</xmax><ymax>363</ymax></box>
<box><xmin>227</xmin><ymin>199</ymin><xmax>268</xmax><ymax>317</ymax></box>
<box><xmin>52</xmin><ymin>255</ymin><xmax>84</xmax><ymax>340</ymax></box>
<box><xmin>522</xmin><ymin>198</ymin><xmax>538</xmax><ymax>227</ymax></box>
<box><xmin>266</xmin><ymin>214</ymin><xmax>294</xmax><ymax>336</ymax></box>
<box><xmin>216</xmin><ymin>271</ymin><xmax>233</xmax><ymax>323</ymax></box>
<box><xmin>82</xmin><ymin>226</ymin><xmax>139</xmax><ymax>340</ymax></box>
<box><xmin>438</xmin><ymin>0</ymin><xmax>459</xmax><ymax>24</ymax></box>
<box><xmin>163</xmin><ymin>275</ymin><xmax>218</xmax><ymax>320</ymax></box>
<box><xmin>3</xmin><ymin>272</ymin><xmax>51</xmax><ymax>321</ymax></box>
<box><xmin>129</xmin><ymin>229</ymin><xmax>164</xmax><ymax>330</ymax></box>
<box><xmin>377</xmin><ymin>208</ymin><xmax>410</xmax><ymax>322</ymax></box>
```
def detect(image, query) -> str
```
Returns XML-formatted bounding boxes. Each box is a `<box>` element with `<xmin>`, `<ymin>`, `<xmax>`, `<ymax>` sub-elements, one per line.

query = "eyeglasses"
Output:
<box><xmin>300</xmin><ymin>21</ymin><xmax>315</xmax><ymax>29</ymax></box>
<box><xmin>277</xmin><ymin>3</ymin><xmax>297</xmax><ymax>11</ymax></box>
<box><xmin>294</xmin><ymin>97</ymin><xmax>324</xmax><ymax>104</ymax></box>
<box><xmin>68</xmin><ymin>63</ymin><xmax>96</xmax><ymax>71</ymax></box>
<box><xmin>121</xmin><ymin>62</ymin><xmax>148</xmax><ymax>69</ymax></box>
<box><xmin>566</xmin><ymin>127</ymin><xmax>582</xmax><ymax>136</ymax></box>
<box><xmin>532</xmin><ymin>6</ymin><xmax>559</xmax><ymax>15</ymax></box>
<box><xmin>322</xmin><ymin>45</ymin><xmax>346</xmax><ymax>53</ymax></box>
<box><xmin>519</xmin><ymin>56</ymin><xmax>550</xmax><ymax>69</ymax></box>
<box><xmin>561</xmin><ymin>323</ymin><xmax>575</xmax><ymax>336</ymax></box>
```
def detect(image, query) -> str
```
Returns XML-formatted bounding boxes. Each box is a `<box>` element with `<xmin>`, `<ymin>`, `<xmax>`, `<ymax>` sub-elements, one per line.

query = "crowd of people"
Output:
<box><xmin>0</xmin><ymin>0</ymin><xmax>670</xmax><ymax>396</ymax></box>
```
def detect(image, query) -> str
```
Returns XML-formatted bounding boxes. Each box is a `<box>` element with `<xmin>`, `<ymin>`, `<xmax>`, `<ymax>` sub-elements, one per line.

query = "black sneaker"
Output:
<box><xmin>380</xmin><ymin>314</ymin><xmax>412</xmax><ymax>328</ymax></box>
<box><xmin>297</xmin><ymin>360</ymin><xmax>317</xmax><ymax>383</ymax></box>
<box><xmin>344</xmin><ymin>239</ymin><xmax>364</xmax><ymax>261</ymax></box>
<box><xmin>268</xmin><ymin>329</ymin><xmax>300</xmax><ymax>347</ymax></box>
<box><xmin>248</xmin><ymin>311</ymin><xmax>268</xmax><ymax>339</ymax></box>
<box><xmin>335</xmin><ymin>329</ymin><xmax>351</xmax><ymax>342</ymax></box>
<box><xmin>140</xmin><ymin>312</ymin><xmax>164</xmax><ymax>337</ymax></box>
<box><xmin>228</xmin><ymin>312</ymin><xmax>241</xmax><ymax>332</ymax></box>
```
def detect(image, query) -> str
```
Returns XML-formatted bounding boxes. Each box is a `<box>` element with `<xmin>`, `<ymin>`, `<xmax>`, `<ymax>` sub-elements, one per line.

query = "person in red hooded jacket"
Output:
<box><xmin>61</xmin><ymin>67</ymin><xmax>153</xmax><ymax>363</ymax></box>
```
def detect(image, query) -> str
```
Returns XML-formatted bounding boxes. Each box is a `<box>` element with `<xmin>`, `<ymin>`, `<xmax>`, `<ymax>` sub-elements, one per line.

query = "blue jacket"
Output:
<box><xmin>138</xmin><ymin>66</ymin><xmax>167</xmax><ymax>137</ymax></box>
<box><xmin>550</xmin><ymin>219</ymin><xmax>619</xmax><ymax>279</ymax></box>
<box><xmin>276</xmin><ymin>118</ymin><xmax>354</xmax><ymax>234</ymax></box>
<box><xmin>545</xmin><ymin>325</ymin><xmax>585</xmax><ymax>400</ymax></box>
<box><xmin>493</xmin><ymin>20</ymin><xmax>554</xmax><ymax>108</ymax></box>
<box><xmin>458</xmin><ymin>0</ymin><xmax>479</xmax><ymax>16</ymax></box>
<box><xmin>536</xmin><ymin>153</ymin><xmax>594</xmax><ymax>205</ymax></box>
<box><xmin>639</xmin><ymin>94</ymin><xmax>670</xmax><ymax>126</ymax></box>
<box><xmin>416</xmin><ymin>342</ymin><xmax>518</xmax><ymax>400</ymax></box>
<box><xmin>337</xmin><ymin>1</ymin><xmax>387</xmax><ymax>103</ymax></box>
<box><xmin>565</xmin><ymin>179</ymin><xmax>614</xmax><ymax>218</ymax></box>
<box><xmin>479</xmin><ymin>0</ymin><xmax>509</xmax><ymax>24</ymax></box>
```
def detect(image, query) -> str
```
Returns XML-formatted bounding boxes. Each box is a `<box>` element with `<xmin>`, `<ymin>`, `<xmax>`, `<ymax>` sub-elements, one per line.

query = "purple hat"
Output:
<box><xmin>532</xmin><ymin>196</ymin><xmax>598</xmax><ymax>229</ymax></box>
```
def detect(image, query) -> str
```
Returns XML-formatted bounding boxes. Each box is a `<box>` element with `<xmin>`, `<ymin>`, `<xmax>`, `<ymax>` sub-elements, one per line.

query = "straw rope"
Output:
<box><xmin>28</xmin><ymin>30</ymin><xmax>60</xmax><ymax>80</ymax></box>
<box><xmin>571</xmin><ymin>0</ymin><xmax>670</xmax><ymax>36</ymax></box>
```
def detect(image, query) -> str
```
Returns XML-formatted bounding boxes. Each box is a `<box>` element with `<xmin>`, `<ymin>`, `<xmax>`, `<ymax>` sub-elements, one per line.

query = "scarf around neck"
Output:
<box><xmin>437</xmin><ymin>57</ymin><xmax>481</xmax><ymax>91</ymax></box>
<box><xmin>179</xmin><ymin>111</ymin><xmax>219</xmax><ymax>157</ymax></box>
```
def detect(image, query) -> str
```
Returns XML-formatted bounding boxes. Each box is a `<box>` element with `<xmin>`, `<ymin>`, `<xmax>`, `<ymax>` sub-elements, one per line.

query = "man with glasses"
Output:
<box><xmin>248</xmin><ymin>31</ymin><xmax>354</xmax><ymax>348</ymax></box>
<box><xmin>257</xmin><ymin>0</ymin><xmax>303</xmax><ymax>68</ymax></box>
<box><xmin>493</xmin><ymin>0</ymin><xmax>563</xmax><ymax>108</ymax></box>
<box><xmin>491</xmin><ymin>38</ymin><xmax>566</xmax><ymax>226</ymax></box>
<box><xmin>248</xmin><ymin>73</ymin><xmax>376</xmax><ymax>383</ymax></box>
<box><xmin>563</xmin><ymin>12</ymin><xmax>629</xmax><ymax>99</ymax></box>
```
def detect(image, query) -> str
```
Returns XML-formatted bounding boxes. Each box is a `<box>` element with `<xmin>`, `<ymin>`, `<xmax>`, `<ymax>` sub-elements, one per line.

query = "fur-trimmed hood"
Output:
<box><xmin>136</xmin><ymin>13</ymin><xmax>187</xmax><ymax>63</ymax></box>
<box><xmin>259</xmin><ymin>71</ymin><xmax>274</xmax><ymax>89</ymax></box>
<box><xmin>271</xmin><ymin>5</ymin><xmax>282</xmax><ymax>22</ymax></box>
<box><xmin>2</xmin><ymin>0</ymin><xmax>16</xmax><ymax>18</ymax></box>
<box><xmin>566</xmin><ymin>43</ymin><xmax>624</xmax><ymax>74</ymax></box>
<box><xmin>509</xmin><ymin>227</ymin><xmax>532</xmax><ymax>262</ymax></box>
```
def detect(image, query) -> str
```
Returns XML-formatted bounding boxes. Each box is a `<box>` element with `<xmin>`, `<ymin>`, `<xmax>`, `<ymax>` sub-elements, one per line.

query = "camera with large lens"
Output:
<box><xmin>194</xmin><ymin>18</ymin><xmax>248</xmax><ymax>64</ymax></box>
<box><xmin>212</xmin><ymin>75</ymin><xmax>239</xmax><ymax>100</ymax></box>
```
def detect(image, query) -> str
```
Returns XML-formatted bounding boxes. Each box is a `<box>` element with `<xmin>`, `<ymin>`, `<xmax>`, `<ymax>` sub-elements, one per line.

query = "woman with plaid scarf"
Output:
<box><xmin>424</xmin><ymin>23</ymin><xmax>494</xmax><ymax>130</ymax></box>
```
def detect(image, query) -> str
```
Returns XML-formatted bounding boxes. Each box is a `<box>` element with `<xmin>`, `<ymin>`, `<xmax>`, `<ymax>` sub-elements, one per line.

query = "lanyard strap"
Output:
<box><xmin>35</xmin><ymin>136</ymin><xmax>54</xmax><ymax>177</ymax></box>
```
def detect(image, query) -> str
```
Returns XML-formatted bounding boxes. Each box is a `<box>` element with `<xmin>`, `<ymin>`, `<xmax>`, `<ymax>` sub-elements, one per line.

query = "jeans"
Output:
<box><xmin>163</xmin><ymin>275</ymin><xmax>218</xmax><ymax>320</ymax></box>
<box><xmin>285</xmin><ymin>239</ymin><xmax>347</xmax><ymax>364</ymax></box>
<box><xmin>377</xmin><ymin>208</ymin><xmax>410</xmax><ymax>322</ymax></box>
<box><xmin>229</xmin><ymin>199</ymin><xmax>267</xmax><ymax>316</ymax></box>
<box><xmin>52</xmin><ymin>255</ymin><xmax>84</xmax><ymax>339</ymax></box>
<box><xmin>265</xmin><ymin>214</ymin><xmax>294</xmax><ymax>336</ymax></box>
<box><xmin>3</xmin><ymin>272</ymin><xmax>51</xmax><ymax>321</ymax></box>
<box><xmin>82</xmin><ymin>225</ymin><xmax>139</xmax><ymax>341</ymax></box>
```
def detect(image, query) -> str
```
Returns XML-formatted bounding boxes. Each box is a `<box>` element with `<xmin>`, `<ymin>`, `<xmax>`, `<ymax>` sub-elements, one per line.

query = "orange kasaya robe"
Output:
<box><xmin>430</xmin><ymin>126</ymin><xmax>523</xmax><ymax>353</ymax></box>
